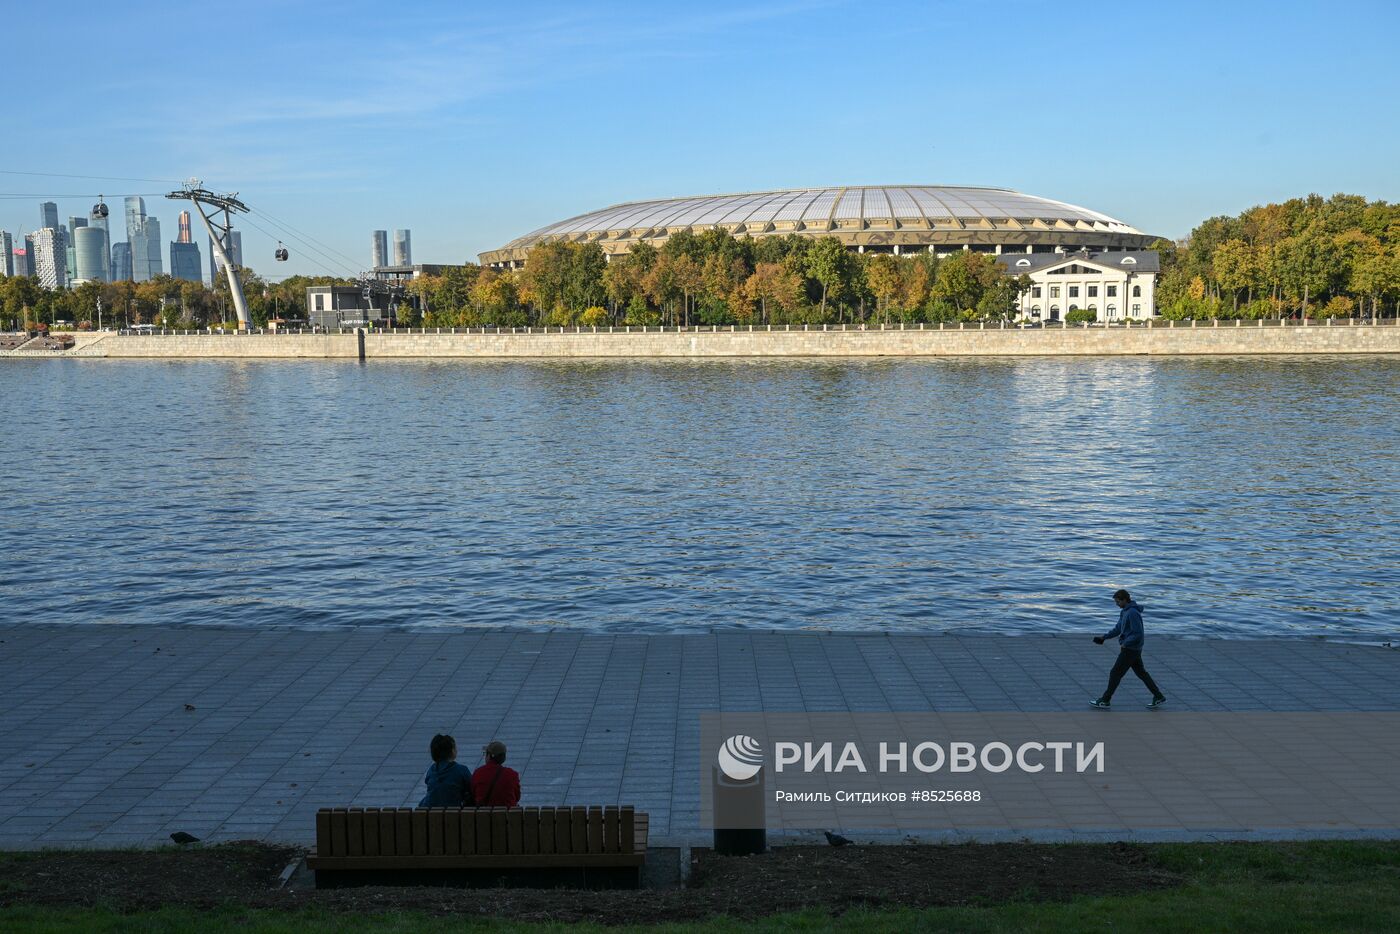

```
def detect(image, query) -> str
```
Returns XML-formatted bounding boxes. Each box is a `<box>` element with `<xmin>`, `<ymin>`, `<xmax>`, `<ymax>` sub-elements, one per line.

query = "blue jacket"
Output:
<box><xmin>1103</xmin><ymin>601</ymin><xmax>1145</xmax><ymax>649</ymax></box>
<box><xmin>419</xmin><ymin>760</ymin><xmax>474</xmax><ymax>807</ymax></box>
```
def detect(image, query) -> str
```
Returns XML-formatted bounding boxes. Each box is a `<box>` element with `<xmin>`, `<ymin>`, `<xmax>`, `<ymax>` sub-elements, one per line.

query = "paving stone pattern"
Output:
<box><xmin>0</xmin><ymin>625</ymin><xmax>1395</xmax><ymax>848</ymax></box>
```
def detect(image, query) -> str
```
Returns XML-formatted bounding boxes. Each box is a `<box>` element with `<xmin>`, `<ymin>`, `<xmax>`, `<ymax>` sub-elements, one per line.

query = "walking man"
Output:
<box><xmin>1090</xmin><ymin>589</ymin><xmax>1167</xmax><ymax>709</ymax></box>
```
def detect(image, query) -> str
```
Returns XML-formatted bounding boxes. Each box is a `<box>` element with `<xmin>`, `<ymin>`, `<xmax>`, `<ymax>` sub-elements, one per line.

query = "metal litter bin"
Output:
<box><xmin>712</xmin><ymin>766</ymin><xmax>766</xmax><ymax>855</ymax></box>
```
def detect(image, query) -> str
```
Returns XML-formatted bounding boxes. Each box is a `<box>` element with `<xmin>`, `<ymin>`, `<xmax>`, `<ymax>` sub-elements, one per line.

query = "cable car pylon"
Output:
<box><xmin>166</xmin><ymin>179</ymin><xmax>252</xmax><ymax>330</ymax></box>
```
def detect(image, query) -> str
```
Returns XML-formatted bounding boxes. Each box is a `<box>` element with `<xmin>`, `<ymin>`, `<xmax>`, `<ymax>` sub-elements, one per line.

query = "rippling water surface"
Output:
<box><xmin>2</xmin><ymin>356</ymin><xmax>1396</xmax><ymax>639</ymax></box>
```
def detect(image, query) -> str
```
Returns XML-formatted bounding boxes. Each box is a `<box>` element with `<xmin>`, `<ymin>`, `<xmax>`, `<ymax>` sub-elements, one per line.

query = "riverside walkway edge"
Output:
<box><xmin>2</xmin><ymin>321</ymin><xmax>1399</xmax><ymax>358</ymax></box>
<box><xmin>0</xmin><ymin>625</ymin><xmax>1395</xmax><ymax>848</ymax></box>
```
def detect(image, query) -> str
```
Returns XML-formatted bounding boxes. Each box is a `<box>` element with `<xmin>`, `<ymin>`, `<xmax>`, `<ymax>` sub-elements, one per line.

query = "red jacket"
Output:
<box><xmin>471</xmin><ymin>760</ymin><xmax>521</xmax><ymax>807</ymax></box>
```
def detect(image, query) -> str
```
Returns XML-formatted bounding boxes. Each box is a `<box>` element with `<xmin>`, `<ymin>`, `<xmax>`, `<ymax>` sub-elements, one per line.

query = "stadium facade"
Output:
<box><xmin>480</xmin><ymin>185</ymin><xmax>1160</xmax><ymax>268</ymax></box>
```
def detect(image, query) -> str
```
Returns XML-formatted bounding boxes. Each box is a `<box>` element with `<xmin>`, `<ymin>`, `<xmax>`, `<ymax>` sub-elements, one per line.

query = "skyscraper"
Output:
<box><xmin>209</xmin><ymin>230</ymin><xmax>242</xmax><ymax>282</ymax></box>
<box><xmin>111</xmin><ymin>242</ymin><xmax>132</xmax><ymax>281</ymax></box>
<box><xmin>0</xmin><ymin>232</ymin><xmax>13</xmax><ymax>277</ymax></box>
<box><xmin>131</xmin><ymin>227</ymin><xmax>150</xmax><ymax>282</ymax></box>
<box><xmin>39</xmin><ymin>201</ymin><xmax>59</xmax><ymax>231</ymax></box>
<box><xmin>393</xmin><ymin>229</ymin><xmax>411</xmax><ymax>266</ymax></box>
<box><xmin>170</xmin><ymin>241</ymin><xmax>201</xmax><ymax>282</ymax></box>
<box><xmin>31</xmin><ymin>227</ymin><xmax>67</xmax><ymax>288</ymax></box>
<box><xmin>124</xmin><ymin>196</ymin><xmax>145</xmax><ymax>242</ymax></box>
<box><xmin>126</xmin><ymin>197</ymin><xmax>151</xmax><ymax>281</ymax></box>
<box><xmin>128</xmin><ymin>217</ymin><xmax>164</xmax><ymax>281</ymax></box>
<box><xmin>178</xmin><ymin>211</ymin><xmax>192</xmax><ymax>243</ymax></box>
<box><xmin>372</xmin><ymin>230</ymin><xmax>388</xmax><ymax>268</ymax></box>
<box><xmin>66</xmin><ymin>217</ymin><xmax>87</xmax><ymax>279</ymax></box>
<box><xmin>89</xmin><ymin>204</ymin><xmax>111</xmax><ymax>281</ymax></box>
<box><xmin>73</xmin><ymin>226</ymin><xmax>108</xmax><ymax>283</ymax></box>
<box><xmin>144</xmin><ymin>216</ymin><xmax>163</xmax><ymax>279</ymax></box>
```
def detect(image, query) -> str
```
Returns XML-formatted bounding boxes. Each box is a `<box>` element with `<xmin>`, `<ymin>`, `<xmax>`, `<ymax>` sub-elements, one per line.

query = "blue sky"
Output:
<box><xmin>4</xmin><ymin>0</ymin><xmax>1398</xmax><ymax>280</ymax></box>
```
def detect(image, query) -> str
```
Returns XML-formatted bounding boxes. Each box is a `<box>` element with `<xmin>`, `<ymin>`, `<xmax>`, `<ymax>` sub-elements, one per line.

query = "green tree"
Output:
<box><xmin>1212</xmin><ymin>239</ymin><xmax>1258</xmax><ymax>311</ymax></box>
<box><xmin>519</xmin><ymin>241</ymin><xmax>571</xmax><ymax>319</ymax></box>
<box><xmin>1350</xmin><ymin>248</ymin><xmax>1400</xmax><ymax>316</ymax></box>
<box><xmin>603</xmin><ymin>246</ymin><xmax>651</xmax><ymax>315</ymax></box>
<box><xmin>933</xmin><ymin>251</ymin><xmax>1001</xmax><ymax>314</ymax></box>
<box><xmin>804</xmin><ymin>237</ymin><xmax>851</xmax><ymax>318</ymax></box>
<box><xmin>563</xmin><ymin>243</ymin><xmax>607</xmax><ymax>313</ymax></box>
<box><xmin>1</xmin><ymin>276</ymin><xmax>41</xmax><ymax>329</ymax></box>
<box><xmin>1277</xmin><ymin>230</ymin><xmax>1337</xmax><ymax>316</ymax></box>
<box><xmin>68</xmin><ymin>280</ymin><xmax>103</xmax><ymax>327</ymax></box>
<box><xmin>623</xmin><ymin>294</ymin><xmax>659</xmax><ymax>326</ymax></box>
<box><xmin>977</xmin><ymin>273</ymin><xmax>1030</xmax><ymax>321</ymax></box>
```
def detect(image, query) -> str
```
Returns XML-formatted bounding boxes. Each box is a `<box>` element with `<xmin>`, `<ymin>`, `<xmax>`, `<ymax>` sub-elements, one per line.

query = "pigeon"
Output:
<box><xmin>170</xmin><ymin>831</ymin><xmax>200</xmax><ymax>845</ymax></box>
<box><xmin>824</xmin><ymin>831</ymin><xmax>854</xmax><ymax>847</ymax></box>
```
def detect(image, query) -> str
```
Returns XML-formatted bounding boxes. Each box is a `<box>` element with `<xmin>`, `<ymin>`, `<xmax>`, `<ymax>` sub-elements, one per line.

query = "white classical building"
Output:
<box><xmin>1005</xmin><ymin>251</ymin><xmax>1159</xmax><ymax>322</ymax></box>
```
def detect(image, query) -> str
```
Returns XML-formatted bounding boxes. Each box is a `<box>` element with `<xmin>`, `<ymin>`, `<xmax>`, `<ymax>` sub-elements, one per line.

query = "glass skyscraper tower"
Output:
<box><xmin>89</xmin><ymin>204</ymin><xmax>111</xmax><ymax>281</ymax></box>
<box><xmin>170</xmin><ymin>241</ymin><xmax>201</xmax><ymax>282</ymax></box>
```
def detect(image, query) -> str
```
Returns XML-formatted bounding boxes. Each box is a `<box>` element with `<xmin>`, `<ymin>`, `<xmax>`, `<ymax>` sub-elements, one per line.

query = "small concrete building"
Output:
<box><xmin>1006</xmin><ymin>251</ymin><xmax>1159</xmax><ymax>322</ymax></box>
<box><xmin>305</xmin><ymin>285</ymin><xmax>392</xmax><ymax>329</ymax></box>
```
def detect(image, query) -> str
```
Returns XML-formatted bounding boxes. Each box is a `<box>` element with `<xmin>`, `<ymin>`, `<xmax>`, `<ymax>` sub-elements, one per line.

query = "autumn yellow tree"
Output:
<box><xmin>743</xmin><ymin>263</ymin><xmax>804</xmax><ymax>324</ymax></box>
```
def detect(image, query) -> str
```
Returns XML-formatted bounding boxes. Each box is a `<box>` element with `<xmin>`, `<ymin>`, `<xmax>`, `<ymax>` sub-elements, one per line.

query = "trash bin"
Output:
<box><xmin>712</xmin><ymin>765</ymin><xmax>766</xmax><ymax>855</ymax></box>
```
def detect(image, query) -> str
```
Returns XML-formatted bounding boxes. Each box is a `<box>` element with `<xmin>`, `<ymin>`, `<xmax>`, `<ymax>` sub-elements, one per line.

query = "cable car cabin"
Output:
<box><xmin>92</xmin><ymin>201</ymin><xmax>109</xmax><ymax>218</ymax></box>
<box><xmin>275</xmin><ymin>244</ymin><xmax>289</xmax><ymax>261</ymax></box>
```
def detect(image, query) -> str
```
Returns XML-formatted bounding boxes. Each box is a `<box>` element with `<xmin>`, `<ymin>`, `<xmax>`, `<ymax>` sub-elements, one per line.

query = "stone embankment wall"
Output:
<box><xmin>365</xmin><ymin>322</ymin><xmax>1400</xmax><ymax>358</ymax></box>
<box><xmin>68</xmin><ymin>332</ymin><xmax>360</xmax><ymax>358</ymax></box>
<box><xmin>6</xmin><ymin>322</ymin><xmax>1399</xmax><ymax>359</ymax></box>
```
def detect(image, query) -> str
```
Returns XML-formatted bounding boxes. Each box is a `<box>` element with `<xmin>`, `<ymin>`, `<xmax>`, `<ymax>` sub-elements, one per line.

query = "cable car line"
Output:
<box><xmin>238</xmin><ymin>210</ymin><xmax>360</xmax><ymax>278</ymax></box>
<box><xmin>248</xmin><ymin>204</ymin><xmax>366</xmax><ymax>272</ymax></box>
<box><xmin>0</xmin><ymin>169</ymin><xmax>188</xmax><ymax>184</ymax></box>
<box><xmin>241</xmin><ymin>212</ymin><xmax>357</xmax><ymax>276</ymax></box>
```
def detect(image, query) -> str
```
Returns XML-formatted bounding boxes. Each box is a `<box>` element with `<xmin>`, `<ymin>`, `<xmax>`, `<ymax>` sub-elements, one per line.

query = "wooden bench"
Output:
<box><xmin>307</xmin><ymin>806</ymin><xmax>648</xmax><ymax>888</ymax></box>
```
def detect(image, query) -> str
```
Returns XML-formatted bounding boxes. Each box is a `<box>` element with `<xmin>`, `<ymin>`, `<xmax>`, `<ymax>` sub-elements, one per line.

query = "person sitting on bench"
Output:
<box><xmin>419</xmin><ymin>733</ymin><xmax>474</xmax><ymax>807</ymax></box>
<box><xmin>471</xmin><ymin>740</ymin><xmax>521</xmax><ymax>807</ymax></box>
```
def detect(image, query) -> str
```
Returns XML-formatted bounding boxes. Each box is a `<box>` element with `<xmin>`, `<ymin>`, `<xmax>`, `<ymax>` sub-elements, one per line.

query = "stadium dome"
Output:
<box><xmin>479</xmin><ymin>185</ymin><xmax>1158</xmax><ymax>267</ymax></box>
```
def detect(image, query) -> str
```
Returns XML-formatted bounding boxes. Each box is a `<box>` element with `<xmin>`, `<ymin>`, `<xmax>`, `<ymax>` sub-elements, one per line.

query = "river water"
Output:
<box><xmin>2</xmin><ymin>356</ymin><xmax>1396</xmax><ymax>640</ymax></box>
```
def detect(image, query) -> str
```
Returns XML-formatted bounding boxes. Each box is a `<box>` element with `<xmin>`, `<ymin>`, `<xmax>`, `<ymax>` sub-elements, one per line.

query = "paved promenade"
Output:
<box><xmin>0</xmin><ymin>624</ymin><xmax>1395</xmax><ymax>848</ymax></box>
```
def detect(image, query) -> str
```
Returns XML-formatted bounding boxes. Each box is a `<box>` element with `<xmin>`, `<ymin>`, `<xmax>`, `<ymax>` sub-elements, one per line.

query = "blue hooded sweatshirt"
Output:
<box><xmin>1103</xmin><ymin>601</ymin><xmax>1145</xmax><ymax>649</ymax></box>
<box><xmin>419</xmin><ymin>760</ymin><xmax>474</xmax><ymax>807</ymax></box>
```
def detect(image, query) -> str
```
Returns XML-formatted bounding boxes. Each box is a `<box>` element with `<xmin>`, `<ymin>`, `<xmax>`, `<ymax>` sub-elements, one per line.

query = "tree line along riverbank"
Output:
<box><xmin>2</xmin><ymin>192</ymin><xmax>1395</xmax><ymax>332</ymax></box>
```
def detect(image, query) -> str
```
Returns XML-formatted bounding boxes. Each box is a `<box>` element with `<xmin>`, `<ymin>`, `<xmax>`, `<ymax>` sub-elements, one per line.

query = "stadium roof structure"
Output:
<box><xmin>480</xmin><ymin>185</ymin><xmax>1159</xmax><ymax>266</ymax></box>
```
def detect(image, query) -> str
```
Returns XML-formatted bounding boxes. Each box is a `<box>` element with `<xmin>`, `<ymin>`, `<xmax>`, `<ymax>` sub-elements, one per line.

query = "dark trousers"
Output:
<box><xmin>1103</xmin><ymin>647</ymin><xmax>1162</xmax><ymax>700</ymax></box>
